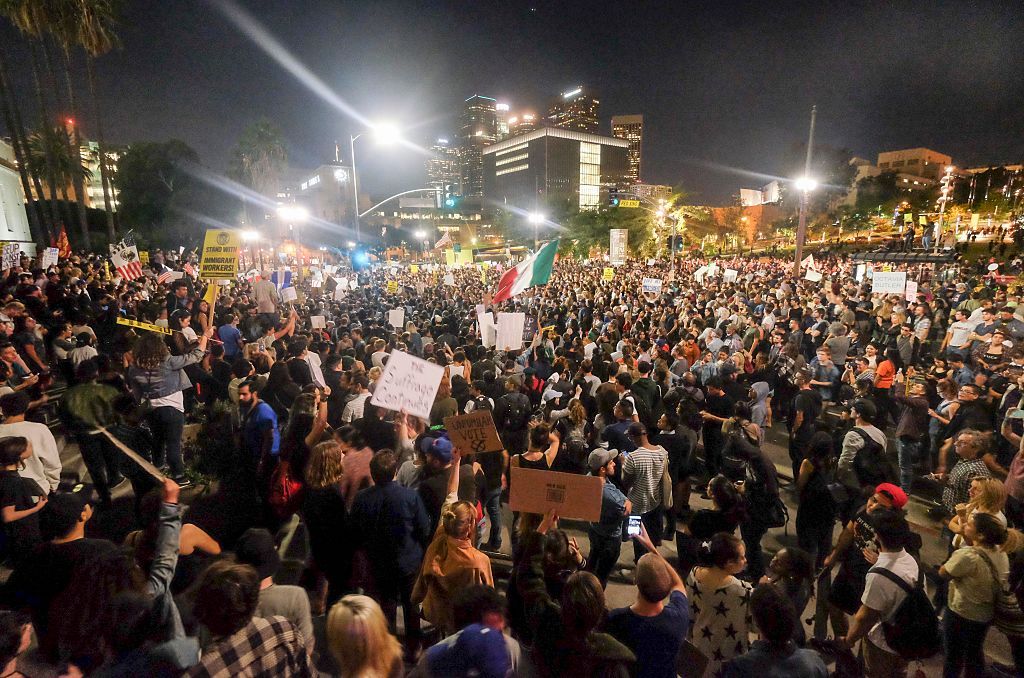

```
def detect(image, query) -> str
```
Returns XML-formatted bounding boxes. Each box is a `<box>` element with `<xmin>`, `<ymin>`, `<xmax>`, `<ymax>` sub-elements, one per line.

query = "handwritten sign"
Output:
<box><xmin>310</xmin><ymin>315</ymin><xmax>326</xmax><ymax>329</ymax></box>
<box><xmin>387</xmin><ymin>280</ymin><xmax>399</xmax><ymax>294</ymax></box>
<box><xmin>387</xmin><ymin>308</ymin><xmax>405</xmax><ymax>330</ymax></box>
<box><xmin>905</xmin><ymin>280</ymin><xmax>918</xmax><ymax>302</ymax></box>
<box><xmin>509</xmin><ymin>467</ymin><xmax>603</xmax><ymax>522</ymax></box>
<box><xmin>602</xmin><ymin>267</ymin><xmax>614</xmax><ymax>281</ymax></box>
<box><xmin>804</xmin><ymin>269</ymin><xmax>823</xmax><ymax>282</ymax></box>
<box><xmin>198</xmin><ymin>229</ymin><xmax>240</xmax><ymax>278</ymax></box>
<box><xmin>497</xmin><ymin>312</ymin><xmax>526</xmax><ymax>351</ymax></box>
<box><xmin>349</xmin><ymin>278</ymin><xmax>359</xmax><ymax>290</ymax></box>
<box><xmin>723</xmin><ymin>268</ymin><xmax>738</xmax><ymax>283</ymax></box>
<box><xmin>370</xmin><ymin>350</ymin><xmax>445</xmax><ymax>420</ymax></box>
<box><xmin>2</xmin><ymin>243</ymin><xmax>19</xmax><ymax>270</ymax></box>
<box><xmin>871</xmin><ymin>271</ymin><xmax>907</xmax><ymax>295</ymax></box>
<box><xmin>280</xmin><ymin>286</ymin><xmax>297</xmax><ymax>303</ymax></box>
<box><xmin>410</xmin><ymin>264</ymin><xmax>419</xmax><ymax>274</ymax></box>
<box><xmin>478</xmin><ymin>312</ymin><xmax>496</xmax><ymax>348</ymax></box>
<box><xmin>41</xmin><ymin>247</ymin><xmax>59</xmax><ymax>268</ymax></box>
<box><xmin>444</xmin><ymin>273</ymin><xmax>456</xmax><ymax>286</ymax></box>
<box><xmin>444</xmin><ymin>410</ymin><xmax>504</xmax><ymax>455</ymax></box>
<box><xmin>642</xmin><ymin>277</ymin><xmax>662</xmax><ymax>294</ymax></box>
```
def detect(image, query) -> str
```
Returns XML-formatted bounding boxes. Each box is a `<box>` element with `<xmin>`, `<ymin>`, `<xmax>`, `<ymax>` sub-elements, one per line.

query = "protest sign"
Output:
<box><xmin>646</xmin><ymin>258</ymin><xmax>657</xmax><ymax>266</ymax></box>
<box><xmin>478</xmin><ymin>312</ymin><xmax>496</xmax><ymax>348</ymax></box>
<box><xmin>387</xmin><ymin>280</ymin><xmax>399</xmax><ymax>294</ymax></box>
<box><xmin>871</xmin><ymin>271</ymin><xmax>907</xmax><ymax>295</ymax></box>
<box><xmin>444</xmin><ymin>273</ymin><xmax>456</xmax><ymax>286</ymax></box>
<box><xmin>609</xmin><ymin>229</ymin><xmax>628</xmax><ymax>265</ymax></box>
<box><xmin>723</xmin><ymin>269</ymin><xmax>738</xmax><ymax>283</ymax></box>
<box><xmin>1</xmin><ymin>243</ymin><xmax>18</xmax><ymax>270</ymax></box>
<box><xmin>855</xmin><ymin>264</ymin><xmax>866</xmax><ymax>282</ymax></box>
<box><xmin>707</xmin><ymin>263</ymin><xmax>720</xmax><ymax>278</ymax></box>
<box><xmin>509</xmin><ymin>467</ymin><xmax>602</xmax><ymax>522</ymax></box>
<box><xmin>693</xmin><ymin>265</ymin><xmax>709</xmax><ymax>283</ymax></box>
<box><xmin>310</xmin><ymin>316</ymin><xmax>326</xmax><ymax>329</ymax></box>
<box><xmin>280</xmin><ymin>286</ymin><xmax>298</xmax><ymax>303</ymax></box>
<box><xmin>602</xmin><ymin>267</ymin><xmax>614</xmax><ymax>281</ymax></box>
<box><xmin>387</xmin><ymin>308</ymin><xmax>405</xmax><ymax>330</ymax></box>
<box><xmin>370</xmin><ymin>350</ymin><xmax>445</xmax><ymax>420</ymax></box>
<box><xmin>333</xmin><ymin>285</ymin><xmax>346</xmax><ymax>301</ymax></box>
<box><xmin>198</xmin><ymin>229</ymin><xmax>240</xmax><ymax>279</ymax></box>
<box><xmin>41</xmin><ymin>247</ymin><xmax>59</xmax><ymax>268</ymax></box>
<box><xmin>905</xmin><ymin>280</ymin><xmax>918</xmax><ymax>302</ymax></box>
<box><xmin>116</xmin><ymin>317</ymin><xmax>174</xmax><ymax>335</ymax></box>
<box><xmin>804</xmin><ymin>269</ymin><xmax>823</xmax><ymax>282</ymax></box>
<box><xmin>497</xmin><ymin>312</ymin><xmax>526</xmax><ymax>350</ymax></box>
<box><xmin>641</xmin><ymin>278</ymin><xmax>662</xmax><ymax>294</ymax></box>
<box><xmin>443</xmin><ymin>410</ymin><xmax>504</xmax><ymax>455</ymax></box>
<box><xmin>410</xmin><ymin>264</ymin><xmax>420</xmax><ymax>274</ymax></box>
<box><xmin>139</xmin><ymin>251</ymin><xmax>150</xmax><ymax>265</ymax></box>
<box><xmin>349</xmin><ymin>278</ymin><xmax>359</xmax><ymax>290</ymax></box>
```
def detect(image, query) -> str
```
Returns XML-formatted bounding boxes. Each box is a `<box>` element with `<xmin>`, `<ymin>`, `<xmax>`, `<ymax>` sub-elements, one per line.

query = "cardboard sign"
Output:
<box><xmin>387</xmin><ymin>280</ymin><xmax>399</xmax><ymax>294</ymax></box>
<box><xmin>905</xmin><ymin>280</ymin><xmax>918</xmax><ymax>302</ymax></box>
<box><xmin>310</xmin><ymin>315</ymin><xmax>326</xmax><ymax>329</ymax></box>
<box><xmin>280</xmin><ymin>286</ymin><xmax>297</xmax><ymax>303</ymax></box>
<box><xmin>855</xmin><ymin>264</ymin><xmax>866</xmax><ymax>282</ymax></box>
<box><xmin>871</xmin><ymin>271</ymin><xmax>907</xmax><ymax>295</ymax></box>
<box><xmin>804</xmin><ymin>269</ymin><xmax>823</xmax><ymax>282</ymax></box>
<box><xmin>370</xmin><ymin>350</ymin><xmax>445</xmax><ymax>420</ymax></box>
<box><xmin>478</xmin><ymin>312</ymin><xmax>496</xmax><ymax>348</ymax></box>
<box><xmin>98</xmin><ymin>427</ymin><xmax>165</xmax><ymax>482</ymax></box>
<box><xmin>41</xmin><ymin>247</ymin><xmax>59</xmax><ymax>268</ymax></box>
<box><xmin>139</xmin><ymin>250</ymin><xmax>150</xmax><ymax>265</ymax></box>
<box><xmin>349</xmin><ymin>278</ymin><xmax>359</xmax><ymax>290</ymax></box>
<box><xmin>334</xmin><ymin>285</ymin><xmax>346</xmax><ymax>301</ymax></box>
<box><xmin>693</xmin><ymin>265</ymin><xmax>708</xmax><ymax>283</ymax></box>
<box><xmin>723</xmin><ymin>268</ymin><xmax>738</xmax><ymax>283</ymax></box>
<box><xmin>642</xmin><ymin>277</ymin><xmax>662</xmax><ymax>294</ymax></box>
<box><xmin>199</xmin><ymin>229</ymin><xmax>240</xmax><ymax>278</ymax></box>
<box><xmin>443</xmin><ymin>409</ymin><xmax>504</xmax><ymax>455</ymax></box>
<box><xmin>1</xmin><ymin>243</ymin><xmax>19</xmax><ymax>270</ymax></box>
<box><xmin>116</xmin><ymin>317</ymin><xmax>173</xmax><ymax>335</ymax></box>
<box><xmin>509</xmin><ymin>466</ymin><xmax>602</xmax><ymax>522</ymax></box>
<box><xmin>410</xmin><ymin>264</ymin><xmax>420</xmax><ymax>274</ymax></box>
<box><xmin>388</xmin><ymin>308</ymin><xmax>405</xmax><ymax>330</ymax></box>
<box><xmin>602</xmin><ymin>267</ymin><xmax>614</xmax><ymax>281</ymax></box>
<box><xmin>444</xmin><ymin>273</ymin><xmax>456</xmax><ymax>286</ymax></box>
<box><xmin>496</xmin><ymin>312</ymin><xmax>526</xmax><ymax>351</ymax></box>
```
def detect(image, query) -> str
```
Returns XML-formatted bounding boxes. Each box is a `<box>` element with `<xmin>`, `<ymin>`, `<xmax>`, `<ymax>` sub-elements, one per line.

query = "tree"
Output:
<box><xmin>23</xmin><ymin>124</ymin><xmax>88</xmax><ymax>197</ymax></box>
<box><xmin>562</xmin><ymin>206</ymin><xmax>654</xmax><ymax>258</ymax></box>
<box><xmin>114</xmin><ymin>140</ymin><xmax>234</xmax><ymax>247</ymax></box>
<box><xmin>229</xmin><ymin>119</ymin><xmax>288</xmax><ymax>225</ymax></box>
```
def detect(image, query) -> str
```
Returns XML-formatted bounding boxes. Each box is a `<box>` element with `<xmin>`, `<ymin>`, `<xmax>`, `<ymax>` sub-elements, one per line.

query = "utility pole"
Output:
<box><xmin>792</xmin><ymin>105</ymin><xmax>817</xmax><ymax>279</ymax></box>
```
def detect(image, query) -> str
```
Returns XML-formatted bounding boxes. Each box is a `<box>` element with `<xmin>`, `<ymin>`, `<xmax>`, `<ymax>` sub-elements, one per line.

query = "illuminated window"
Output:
<box><xmin>496</xmin><ymin>153</ymin><xmax>529</xmax><ymax>166</ymax></box>
<box><xmin>579</xmin><ymin>142</ymin><xmax>601</xmax><ymax>209</ymax></box>
<box><xmin>496</xmin><ymin>163</ymin><xmax>529</xmax><ymax>176</ymax></box>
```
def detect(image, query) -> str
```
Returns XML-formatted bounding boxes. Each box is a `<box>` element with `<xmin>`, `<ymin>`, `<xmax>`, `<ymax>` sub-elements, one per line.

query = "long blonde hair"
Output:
<box><xmin>305</xmin><ymin>441</ymin><xmax>344</xmax><ymax>489</ymax></box>
<box><xmin>327</xmin><ymin>595</ymin><xmax>401</xmax><ymax>677</ymax></box>
<box><xmin>965</xmin><ymin>477</ymin><xmax>1007</xmax><ymax>516</ymax></box>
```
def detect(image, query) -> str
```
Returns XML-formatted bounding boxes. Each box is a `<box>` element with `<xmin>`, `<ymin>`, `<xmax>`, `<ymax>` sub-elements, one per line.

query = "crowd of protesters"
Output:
<box><xmin>0</xmin><ymin>236</ymin><xmax>1020</xmax><ymax>676</ymax></box>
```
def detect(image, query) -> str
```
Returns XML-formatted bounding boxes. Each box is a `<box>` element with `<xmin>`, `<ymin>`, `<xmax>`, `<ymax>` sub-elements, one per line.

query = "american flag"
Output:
<box><xmin>183</xmin><ymin>262</ymin><xmax>195</xmax><ymax>277</ymax></box>
<box><xmin>157</xmin><ymin>269</ymin><xmax>175</xmax><ymax>285</ymax></box>
<box><xmin>110</xmin><ymin>245</ymin><xmax>143</xmax><ymax>281</ymax></box>
<box><xmin>434</xmin><ymin>231</ymin><xmax>452</xmax><ymax>249</ymax></box>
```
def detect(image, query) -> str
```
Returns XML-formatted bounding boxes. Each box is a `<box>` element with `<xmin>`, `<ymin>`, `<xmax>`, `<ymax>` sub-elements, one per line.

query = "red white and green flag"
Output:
<box><xmin>493</xmin><ymin>239</ymin><xmax>559</xmax><ymax>303</ymax></box>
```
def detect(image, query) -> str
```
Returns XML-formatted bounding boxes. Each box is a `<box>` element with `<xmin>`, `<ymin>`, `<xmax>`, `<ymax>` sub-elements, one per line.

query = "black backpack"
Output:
<box><xmin>868</xmin><ymin>563</ymin><xmax>941</xmax><ymax>660</ymax></box>
<box><xmin>472</xmin><ymin>395</ymin><xmax>493</xmax><ymax>412</ymax></box>
<box><xmin>500</xmin><ymin>393</ymin><xmax>530</xmax><ymax>431</ymax></box>
<box><xmin>851</xmin><ymin>427</ymin><xmax>897</xmax><ymax>487</ymax></box>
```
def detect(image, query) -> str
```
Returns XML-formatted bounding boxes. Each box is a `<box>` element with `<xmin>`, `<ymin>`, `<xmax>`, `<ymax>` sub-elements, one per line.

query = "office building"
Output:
<box><xmin>495</xmin><ymin>103</ymin><xmax>510</xmax><ymax>140</ymax></box>
<box><xmin>611</xmin><ymin>114</ymin><xmax>644</xmax><ymax>182</ymax></box>
<box><xmin>632</xmin><ymin>183</ymin><xmax>672</xmax><ymax>203</ymax></box>
<box><xmin>483</xmin><ymin>127</ymin><xmax>628</xmax><ymax>211</ymax></box>
<box><xmin>427</xmin><ymin>138</ymin><xmax>461</xmax><ymax>207</ymax></box>
<box><xmin>508</xmin><ymin>113</ymin><xmax>539</xmax><ymax>136</ymax></box>
<box><xmin>547</xmin><ymin>86</ymin><xmax>600</xmax><ymax>133</ymax></box>
<box><xmin>294</xmin><ymin>163</ymin><xmax>354</xmax><ymax>235</ymax></box>
<box><xmin>0</xmin><ymin>139</ymin><xmax>33</xmax><ymax>252</ymax></box>
<box><xmin>876</xmin><ymin>148</ymin><xmax>952</xmax><ymax>181</ymax></box>
<box><xmin>80</xmin><ymin>141</ymin><xmax>120</xmax><ymax>210</ymax></box>
<box><xmin>460</xmin><ymin>95</ymin><xmax>497</xmax><ymax>198</ymax></box>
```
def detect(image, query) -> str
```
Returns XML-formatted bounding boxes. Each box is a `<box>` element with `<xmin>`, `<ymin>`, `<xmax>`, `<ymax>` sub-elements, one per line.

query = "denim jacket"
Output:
<box><xmin>128</xmin><ymin>347</ymin><xmax>206</xmax><ymax>401</ymax></box>
<box><xmin>149</xmin><ymin>502</ymin><xmax>188</xmax><ymax>645</ymax></box>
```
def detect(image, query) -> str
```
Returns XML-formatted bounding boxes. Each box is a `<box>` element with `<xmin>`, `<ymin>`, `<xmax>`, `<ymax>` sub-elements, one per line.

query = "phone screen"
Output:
<box><xmin>627</xmin><ymin>515</ymin><xmax>642</xmax><ymax>537</ymax></box>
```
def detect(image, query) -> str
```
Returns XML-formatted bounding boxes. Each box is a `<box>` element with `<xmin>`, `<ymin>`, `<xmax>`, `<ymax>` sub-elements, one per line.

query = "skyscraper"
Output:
<box><xmin>508</xmin><ymin>113</ymin><xmax>539</xmax><ymax>136</ymax></box>
<box><xmin>459</xmin><ymin>94</ymin><xmax>497</xmax><ymax>197</ymax></box>
<box><xmin>426</xmin><ymin>138</ymin><xmax>461</xmax><ymax>207</ymax></box>
<box><xmin>547</xmin><ymin>86</ymin><xmax>600</xmax><ymax>133</ymax></box>
<box><xmin>611</xmin><ymin>114</ymin><xmax>643</xmax><ymax>183</ymax></box>
<box><xmin>495</xmin><ymin>102</ymin><xmax>510</xmax><ymax>140</ymax></box>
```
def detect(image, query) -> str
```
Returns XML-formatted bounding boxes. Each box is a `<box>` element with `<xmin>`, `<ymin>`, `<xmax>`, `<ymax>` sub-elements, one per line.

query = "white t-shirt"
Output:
<box><xmin>149</xmin><ymin>390</ymin><xmax>185</xmax><ymax>412</ymax></box>
<box><xmin>947</xmin><ymin>321</ymin><xmax>974</xmax><ymax>348</ymax></box>
<box><xmin>0</xmin><ymin>420</ymin><xmax>61</xmax><ymax>493</ymax></box>
<box><xmin>863</xmin><ymin>549</ymin><xmax>919</xmax><ymax>654</ymax></box>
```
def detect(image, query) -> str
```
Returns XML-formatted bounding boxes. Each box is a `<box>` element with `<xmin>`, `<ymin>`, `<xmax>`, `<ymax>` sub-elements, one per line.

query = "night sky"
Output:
<box><xmin>2</xmin><ymin>0</ymin><xmax>1022</xmax><ymax>203</ymax></box>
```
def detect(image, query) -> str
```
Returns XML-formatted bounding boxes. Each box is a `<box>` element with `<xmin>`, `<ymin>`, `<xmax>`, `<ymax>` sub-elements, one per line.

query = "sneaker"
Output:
<box><xmin>171</xmin><ymin>476</ymin><xmax>193</xmax><ymax>489</ymax></box>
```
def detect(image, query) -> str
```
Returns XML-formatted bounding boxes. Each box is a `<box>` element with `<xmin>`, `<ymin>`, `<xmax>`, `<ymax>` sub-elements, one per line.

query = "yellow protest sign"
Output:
<box><xmin>603</xmin><ymin>267</ymin><xmax>614</xmax><ymax>281</ymax></box>
<box><xmin>919</xmin><ymin>215</ymin><xmax>928</xmax><ymax>225</ymax></box>
<box><xmin>410</xmin><ymin>264</ymin><xmax>420</xmax><ymax>274</ymax></box>
<box><xmin>199</xmin><ymin>230</ymin><xmax>240</xmax><ymax>279</ymax></box>
<box><xmin>116</xmin><ymin>317</ymin><xmax>173</xmax><ymax>335</ymax></box>
<box><xmin>904</xmin><ymin>213</ymin><xmax>913</xmax><ymax>224</ymax></box>
<box><xmin>387</xmin><ymin>280</ymin><xmax>399</xmax><ymax>294</ymax></box>
<box><xmin>139</xmin><ymin>251</ymin><xmax>150</xmax><ymax>265</ymax></box>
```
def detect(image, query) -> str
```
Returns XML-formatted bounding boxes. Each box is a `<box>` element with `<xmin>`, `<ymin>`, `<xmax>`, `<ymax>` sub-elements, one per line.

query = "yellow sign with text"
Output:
<box><xmin>199</xmin><ymin>230</ymin><xmax>240</xmax><ymax>279</ymax></box>
<box><xmin>618</xmin><ymin>199</ymin><xmax>640</xmax><ymax>208</ymax></box>
<box><xmin>387</xmin><ymin>280</ymin><xmax>399</xmax><ymax>294</ymax></box>
<box><xmin>603</xmin><ymin>267</ymin><xmax>614</xmax><ymax>281</ymax></box>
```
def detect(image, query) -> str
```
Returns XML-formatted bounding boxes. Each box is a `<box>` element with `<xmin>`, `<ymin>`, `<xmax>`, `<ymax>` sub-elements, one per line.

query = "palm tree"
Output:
<box><xmin>23</xmin><ymin>124</ymin><xmax>89</xmax><ymax>240</ymax></box>
<box><xmin>0</xmin><ymin>44</ymin><xmax>47</xmax><ymax>245</ymax></box>
<box><xmin>229</xmin><ymin>119</ymin><xmax>288</xmax><ymax>225</ymax></box>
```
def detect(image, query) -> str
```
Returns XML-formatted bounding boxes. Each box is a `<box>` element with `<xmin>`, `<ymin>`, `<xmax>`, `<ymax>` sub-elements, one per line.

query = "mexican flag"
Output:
<box><xmin>493</xmin><ymin>239</ymin><xmax>559</xmax><ymax>303</ymax></box>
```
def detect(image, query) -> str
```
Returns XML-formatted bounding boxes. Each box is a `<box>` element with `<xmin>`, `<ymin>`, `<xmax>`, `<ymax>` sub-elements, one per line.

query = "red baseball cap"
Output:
<box><xmin>875</xmin><ymin>483</ymin><xmax>908</xmax><ymax>510</ymax></box>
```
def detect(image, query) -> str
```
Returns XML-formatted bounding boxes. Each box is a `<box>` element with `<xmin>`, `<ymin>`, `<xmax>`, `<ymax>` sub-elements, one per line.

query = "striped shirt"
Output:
<box><xmin>623</xmin><ymin>444</ymin><xmax>667</xmax><ymax>515</ymax></box>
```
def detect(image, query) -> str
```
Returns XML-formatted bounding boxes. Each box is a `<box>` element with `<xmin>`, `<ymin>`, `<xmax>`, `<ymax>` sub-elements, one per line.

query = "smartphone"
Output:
<box><xmin>627</xmin><ymin>515</ymin><xmax>642</xmax><ymax>537</ymax></box>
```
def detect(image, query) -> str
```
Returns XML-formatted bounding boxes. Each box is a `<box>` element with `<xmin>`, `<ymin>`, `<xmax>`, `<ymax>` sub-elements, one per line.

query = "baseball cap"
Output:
<box><xmin>850</xmin><ymin>399</ymin><xmax>877</xmax><ymax>421</ymax></box>
<box><xmin>425</xmin><ymin>437</ymin><xmax>453</xmax><ymax>464</ymax></box>
<box><xmin>875</xmin><ymin>483</ymin><xmax>908</xmax><ymax>510</ymax></box>
<box><xmin>234</xmin><ymin>528</ymin><xmax>282</xmax><ymax>580</ymax></box>
<box><xmin>588</xmin><ymin>449</ymin><xmax>619</xmax><ymax>473</ymax></box>
<box><xmin>425</xmin><ymin>624</ymin><xmax>510</xmax><ymax>678</ymax></box>
<box><xmin>39</xmin><ymin>490</ymin><xmax>90</xmax><ymax>541</ymax></box>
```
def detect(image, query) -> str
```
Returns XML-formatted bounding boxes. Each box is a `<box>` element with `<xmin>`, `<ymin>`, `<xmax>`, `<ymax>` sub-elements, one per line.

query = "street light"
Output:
<box><xmin>935</xmin><ymin>166</ymin><xmax>955</xmax><ymax>253</ymax></box>
<box><xmin>241</xmin><ymin>230</ymin><xmax>259</xmax><ymax>269</ymax></box>
<box><xmin>277</xmin><ymin>204</ymin><xmax>309</xmax><ymax>280</ymax></box>
<box><xmin>529</xmin><ymin>212</ymin><xmax>544</xmax><ymax>251</ymax></box>
<box><xmin>350</xmin><ymin>122</ymin><xmax>403</xmax><ymax>246</ymax></box>
<box><xmin>792</xmin><ymin>176</ymin><xmax>817</xmax><ymax>277</ymax></box>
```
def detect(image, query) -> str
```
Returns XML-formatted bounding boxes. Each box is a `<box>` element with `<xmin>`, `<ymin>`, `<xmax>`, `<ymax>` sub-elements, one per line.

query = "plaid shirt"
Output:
<box><xmin>187</xmin><ymin>616</ymin><xmax>316</xmax><ymax>677</ymax></box>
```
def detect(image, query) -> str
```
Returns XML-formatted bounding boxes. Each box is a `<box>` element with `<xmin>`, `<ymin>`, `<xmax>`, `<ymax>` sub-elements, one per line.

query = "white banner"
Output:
<box><xmin>478</xmin><ymin>312</ymin><xmax>497</xmax><ymax>348</ymax></box>
<box><xmin>871</xmin><ymin>271</ymin><xmax>907</xmax><ymax>295</ymax></box>
<box><xmin>804</xmin><ymin>269</ymin><xmax>823</xmax><ymax>282</ymax></box>
<box><xmin>723</xmin><ymin>269</ymin><xmax>738</xmax><ymax>283</ymax></box>
<box><xmin>905</xmin><ymin>280</ymin><xmax>918</xmax><ymax>302</ymax></box>
<box><xmin>387</xmin><ymin>308</ymin><xmax>406</xmax><ymax>330</ymax></box>
<box><xmin>642</xmin><ymin>277</ymin><xmax>663</xmax><ymax>294</ymax></box>
<box><xmin>370</xmin><ymin>351</ymin><xmax>445</xmax><ymax>421</ymax></box>
<box><xmin>497</xmin><ymin>312</ymin><xmax>526</xmax><ymax>351</ymax></box>
<box><xmin>609</xmin><ymin>229</ymin><xmax>628</xmax><ymax>265</ymax></box>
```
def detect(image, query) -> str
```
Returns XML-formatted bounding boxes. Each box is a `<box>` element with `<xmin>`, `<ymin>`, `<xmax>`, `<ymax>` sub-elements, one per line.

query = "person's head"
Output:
<box><xmin>870</xmin><ymin>508</ymin><xmax>911</xmax><ymax>551</ymax></box>
<box><xmin>634</xmin><ymin>553</ymin><xmax>673</xmax><ymax>604</ymax></box>
<box><xmin>237</xmin><ymin>378</ymin><xmax>260</xmax><ymax>408</ymax></box>
<box><xmin>768</xmin><ymin>547</ymin><xmax>814</xmax><ymax>584</ymax></box>
<box><xmin>0</xmin><ymin>391</ymin><xmax>29</xmax><ymax>419</ymax></box>
<box><xmin>193</xmin><ymin>561</ymin><xmax>260</xmax><ymax>638</ymax></box>
<box><xmin>559</xmin><ymin>571</ymin><xmax>606</xmax><ymax>639</ymax></box>
<box><xmin>235</xmin><ymin>528</ymin><xmax>282</xmax><ymax>581</ymax></box>
<box><xmin>452</xmin><ymin>584</ymin><xmax>507</xmax><ymax>631</ymax></box>
<box><xmin>965</xmin><ymin>511</ymin><xmax>1010</xmax><ymax>549</ymax></box>
<box><xmin>369</xmin><ymin>449</ymin><xmax>399</xmax><ymax>485</ymax></box>
<box><xmin>587</xmin><ymin>449</ymin><xmax>619</xmax><ymax>478</ymax></box>
<box><xmin>40</xmin><ymin>491</ymin><xmax>91</xmax><ymax>541</ymax></box>
<box><xmin>231</xmin><ymin>358</ymin><xmax>254</xmax><ymax>380</ymax></box>
<box><xmin>850</xmin><ymin>398</ymin><xmax>876</xmax><ymax>424</ymax></box>
<box><xmin>529</xmin><ymin>424</ymin><xmax>552</xmax><ymax>451</ymax></box>
<box><xmin>958</xmin><ymin>383</ymin><xmax>982</xmax><ymax>402</ymax></box>
<box><xmin>0</xmin><ymin>436</ymin><xmax>29</xmax><ymax>466</ymax></box>
<box><xmin>967</xmin><ymin>476</ymin><xmax>1007</xmax><ymax>514</ymax></box>
<box><xmin>0</xmin><ymin>610</ymin><xmax>31</xmax><ymax>671</ymax></box>
<box><xmin>326</xmin><ymin>595</ymin><xmax>401</xmax><ymax>677</ymax></box>
<box><xmin>749</xmin><ymin>584</ymin><xmax>797</xmax><ymax>647</ymax></box>
<box><xmin>698</xmin><ymin>533</ymin><xmax>746</xmax><ymax>574</ymax></box>
<box><xmin>172</xmin><ymin>280</ymin><xmax>188</xmax><ymax>298</ymax></box>
<box><xmin>707</xmin><ymin>474</ymin><xmax>742</xmax><ymax>513</ymax></box>
<box><xmin>954</xmin><ymin>428</ymin><xmax>984</xmax><ymax>460</ymax></box>
<box><xmin>306</xmin><ymin>440</ymin><xmax>345</xmax><ymax>489</ymax></box>
<box><xmin>705</xmin><ymin>376</ymin><xmax>724</xmax><ymax>395</ymax></box>
<box><xmin>441</xmin><ymin>500</ymin><xmax>477</xmax><ymax>541</ymax></box>
<box><xmin>625</xmin><ymin>421</ymin><xmax>649</xmax><ymax>446</ymax></box>
<box><xmin>613</xmin><ymin>398</ymin><xmax>635</xmax><ymax>422</ymax></box>
<box><xmin>132</xmin><ymin>333</ymin><xmax>170</xmax><ymax>371</ymax></box>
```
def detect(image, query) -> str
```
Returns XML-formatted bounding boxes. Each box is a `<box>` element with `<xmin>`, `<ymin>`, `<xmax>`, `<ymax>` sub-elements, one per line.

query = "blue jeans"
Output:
<box><xmin>147</xmin><ymin>406</ymin><xmax>185</xmax><ymax>477</ymax></box>
<box><xmin>943</xmin><ymin>609</ymin><xmax>989</xmax><ymax>678</ymax></box>
<box><xmin>484</xmin><ymin>487</ymin><xmax>503</xmax><ymax>547</ymax></box>
<box><xmin>588</xmin><ymin>530</ymin><xmax>622</xmax><ymax>587</ymax></box>
<box><xmin>896</xmin><ymin>437</ymin><xmax>921</xmax><ymax>493</ymax></box>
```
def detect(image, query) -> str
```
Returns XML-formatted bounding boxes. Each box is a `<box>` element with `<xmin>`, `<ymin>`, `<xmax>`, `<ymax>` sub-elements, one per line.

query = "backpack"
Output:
<box><xmin>472</xmin><ymin>395</ymin><xmax>493</xmax><ymax>412</ymax></box>
<box><xmin>868</xmin><ymin>563</ymin><xmax>941</xmax><ymax>660</ymax></box>
<box><xmin>500</xmin><ymin>393</ymin><xmax>531</xmax><ymax>431</ymax></box>
<box><xmin>851</xmin><ymin>427</ymin><xmax>897</xmax><ymax>487</ymax></box>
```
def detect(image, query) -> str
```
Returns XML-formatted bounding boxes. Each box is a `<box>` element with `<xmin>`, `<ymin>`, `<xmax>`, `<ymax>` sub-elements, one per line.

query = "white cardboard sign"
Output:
<box><xmin>478</xmin><ymin>312</ymin><xmax>497</xmax><ymax>348</ymax></box>
<box><xmin>370</xmin><ymin>350</ymin><xmax>445</xmax><ymax>420</ymax></box>
<box><xmin>723</xmin><ymin>268</ymin><xmax>738</xmax><ymax>283</ymax></box>
<box><xmin>41</xmin><ymin>247</ymin><xmax>59</xmax><ymax>268</ymax></box>
<box><xmin>804</xmin><ymin>269</ymin><xmax>823</xmax><ymax>282</ymax></box>
<box><xmin>871</xmin><ymin>271</ymin><xmax>907</xmax><ymax>295</ymax></box>
<box><xmin>905</xmin><ymin>280</ymin><xmax>918</xmax><ymax>302</ymax></box>
<box><xmin>310</xmin><ymin>315</ymin><xmax>326</xmax><ymax>328</ymax></box>
<box><xmin>444</xmin><ymin>273</ymin><xmax>456</xmax><ymax>286</ymax></box>
<box><xmin>642</xmin><ymin>278</ymin><xmax>663</xmax><ymax>294</ymax></box>
<box><xmin>280</xmin><ymin>286</ymin><xmax>297</xmax><ymax>303</ymax></box>
<box><xmin>496</xmin><ymin>312</ymin><xmax>526</xmax><ymax>351</ymax></box>
<box><xmin>387</xmin><ymin>308</ymin><xmax>406</xmax><ymax>330</ymax></box>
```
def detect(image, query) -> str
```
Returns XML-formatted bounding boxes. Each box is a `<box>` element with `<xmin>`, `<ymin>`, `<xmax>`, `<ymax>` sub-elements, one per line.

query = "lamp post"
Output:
<box><xmin>349</xmin><ymin>123</ymin><xmax>401</xmax><ymax>246</ymax></box>
<box><xmin>414</xmin><ymin>229</ymin><xmax>426</xmax><ymax>258</ymax></box>
<box><xmin>935</xmin><ymin>165</ymin><xmax>955</xmax><ymax>253</ymax></box>
<box><xmin>529</xmin><ymin>212</ymin><xmax>544</xmax><ymax>251</ymax></box>
<box><xmin>792</xmin><ymin>177</ymin><xmax>818</xmax><ymax>278</ymax></box>
<box><xmin>241</xmin><ymin>229</ymin><xmax>259</xmax><ymax>270</ymax></box>
<box><xmin>277</xmin><ymin>205</ymin><xmax>309</xmax><ymax>281</ymax></box>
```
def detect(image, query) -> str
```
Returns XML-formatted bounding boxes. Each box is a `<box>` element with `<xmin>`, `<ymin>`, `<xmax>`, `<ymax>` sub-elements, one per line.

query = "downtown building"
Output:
<box><xmin>611</xmin><ymin>114</ymin><xmax>643</xmax><ymax>183</ymax></box>
<box><xmin>482</xmin><ymin>127</ymin><xmax>628</xmax><ymax>211</ymax></box>
<box><xmin>426</xmin><ymin>138</ymin><xmax>461</xmax><ymax>207</ymax></box>
<box><xmin>547</xmin><ymin>86</ymin><xmax>600</xmax><ymax>133</ymax></box>
<box><xmin>459</xmin><ymin>95</ymin><xmax>498</xmax><ymax>199</ymax></box>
